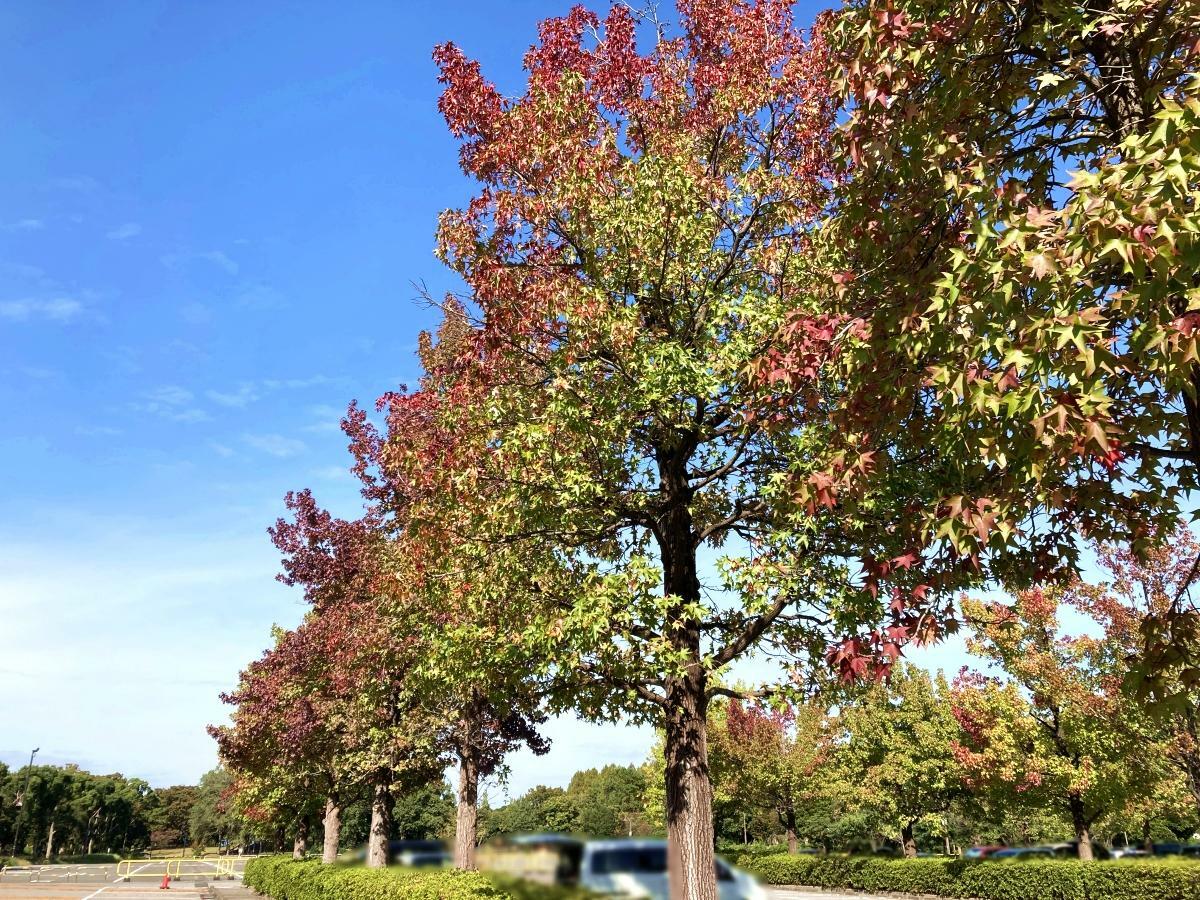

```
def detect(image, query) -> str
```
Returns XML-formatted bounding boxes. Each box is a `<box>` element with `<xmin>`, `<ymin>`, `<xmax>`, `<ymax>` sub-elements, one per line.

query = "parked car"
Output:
<box><xmin>1110</xmin><ymin>845</ymin><xmax>1149</xmax><ymax>858</ymax></box>
<box><xmin>388</xmin><ymin>839</ymin><xmax>450</xmax><ymax>867</ymax></box>
<box><xmin>578</xmin><ymin>839</ymin><xmax>765</xmax><ymax>900</ymax></box>
<box><xmin>963</xmin><ymin>846</ymin><xmax>1006</xmax><ymax>859</ymax></box>
<box><xmin>1046</xmin><ymin>842</ymin><xmax>1111</xmax><ymax>860</ymax></box>
<box><xmin>989</xmin><ymin>847</ymin><xmax>1055</xmax><ymax>859</ymax></box>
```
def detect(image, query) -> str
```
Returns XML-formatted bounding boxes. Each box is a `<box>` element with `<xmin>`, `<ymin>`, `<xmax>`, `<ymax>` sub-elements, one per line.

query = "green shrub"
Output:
<box><xmin>245</xmin><ymin>856</ymin><xmax>510</xmax><ymax>900</ymax></box>
<box><xmin>737</xmin><ymin>852</ymin><xmax>1200</xmax><ymax>900</ymax></box>
<box><xmin>56</xmin><ymin>853</ymin><xmax>122</xmax><ymax>864</ymax></box>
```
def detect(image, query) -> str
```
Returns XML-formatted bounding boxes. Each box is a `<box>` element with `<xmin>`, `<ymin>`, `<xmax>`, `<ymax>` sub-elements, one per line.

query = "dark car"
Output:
<box><xmin>388</xmin><ymin>840</ymin><xmax>450</xmax><ymax>867</ymax></box>
<box><xmin>990</xmin><ymin>847</ymin><xmax>1055</xmax><ymax>860</ymax></box>
<box><xmin>963</xmin><ymin>846</ymin><xmax>1006</xmax><ymax>859</ymax></box>
<box><xmin>1046</xmin><ymin>842</ymin><xmax>1111</xmax><ymax>860</ymax></box>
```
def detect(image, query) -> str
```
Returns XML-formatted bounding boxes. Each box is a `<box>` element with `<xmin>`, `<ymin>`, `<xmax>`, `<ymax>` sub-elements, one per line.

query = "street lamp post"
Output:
<box><xmin>10</xmin><ymin>747</ymin><xmax>39</xmax><ymax>859</ymax></box>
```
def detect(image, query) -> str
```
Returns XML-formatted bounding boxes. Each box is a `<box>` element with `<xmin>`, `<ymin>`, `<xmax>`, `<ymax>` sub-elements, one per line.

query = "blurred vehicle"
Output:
<box><xmin>479</xmin><ymin>834</ymin><xmax>585</xmax><ymax>885</ymax></box>
<box><xmin>578</xmin><ymin>839</ymin><xmax>765</xmax><ymax>900</ymax></box>
<box><xmin>1152</xmin><ymin>842</ymin><xmax>1188</xmax><ymax>856</ymax></box>
<box><xmin>1181</xmin><ymin>845</ymin><xmax>1200</xmax><ymax>857</ymax></box>
<box><xmin>1110</xmin><ymin>845</ymin><xmax>1149</xmax><ymax>858</ymax></box>
<box><xmin>1046</xmin><ymin>842</ymin><xmax>1111</xmax><ymax>860</ymax></box>
<box><xmin>963</xmin><ymin>846</ymin><xmax>1006</xmax><ymax>859</ymax></box>
<box><xmin>389</xmin><ymin>839</ymin><xmax>450</xmax><ymax>867</ymax></box>
<box><xmin>989</xmin><ymin>847</ymin><xmax>1055</xmax><ymax>860</ymax></box>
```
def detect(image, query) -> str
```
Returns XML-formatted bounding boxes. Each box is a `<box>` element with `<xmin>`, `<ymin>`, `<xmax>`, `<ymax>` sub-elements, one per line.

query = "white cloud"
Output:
<box><xmin>302</xmin><ymin>403</ymin><xmax>346</xmax><ymax>434</ymax></box>
<box><xmin>236</xmin><ymin>283</ymin><xmax>284</xmax><ymax>309</ymax></box>
<box><xmin>48</xmin><ymin>175</ymin><xmax>101</xmax><ymax>192</ymax></box>
<box><xmin>208</xmin><ymin>442</ymin><xmax>235</xmax><ymax>458</ymax></box>
<box><xmin>3</xmin><ymin>218</ymin><xmax>44</xmax><ymax>232</ymax></box>
<box><xmin>135</xmin><ymin>385</ymin><xmax>211</xmax><ymax>423</ymax></box>
<box><xmin>242</xmin><ymin>433</ymin><xmax>307</xmax><ymax>458</ymax></box>
<box><xmin>179</xmin><ymin>302</ymin><xmax>212</xmax><ymax>325</ymax></box>
<box><xmin>0</xmin><ymin>297</ymin><xmax>83</xmax><ymax>323</ymax></box>
<box><xmin>162</xmin><ymin>250</ymin><xmax>240</xmax><ymax>276</ymax></box>
<box><xmin>75</xmin><ymin>425</ymin><xmax>123</xmax><ymax>437</ymax></box>
<box><xmin>106</xmin><ymin>222</ymin><xmax>142</xmax><ymax>241</ymax></box>
<box><xmin>262</xmin><ymin>375</ymin><xmax>334</xmax><ymax>390</ymax></box>
<box><xmin>206</xmin><ymin>384</ymin><xmax>259</xmax><ymax>408</ymax></box>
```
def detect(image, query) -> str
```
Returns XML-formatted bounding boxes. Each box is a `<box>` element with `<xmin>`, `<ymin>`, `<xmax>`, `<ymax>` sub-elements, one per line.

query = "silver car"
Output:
<box><xmin>578</xmin><ymin>839</ymin><xmax>765</xmax><ymax>900</ymax></box>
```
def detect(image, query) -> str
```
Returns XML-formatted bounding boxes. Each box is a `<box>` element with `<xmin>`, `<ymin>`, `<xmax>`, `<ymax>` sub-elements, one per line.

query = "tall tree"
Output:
<box><xmin>955</xmin><ymin>589</ymin><xmax>1166</xmax><ymax>859</ymax></box>
<box><xmin>712</xmin><ymin>699</ymin><xmax>831</xmax><ymax>853</ymax></box>
<box><xmin>423</xmin><ymin>3</ymin><xmax>892</xmax><ymax>896</ymax></box>
<box><xmin>1066</xmin><ymin>524</ymin><xmax>1200</xmax><ymax>810</ymax></box>
<box><xmin>783</xmin><ymin>0</ymin><xmax>1200</xmax><ymax>656</ymax></box>
<box><xmin>344</xmin><ymin>304</ymin><xmax>557</xmax><ymax>870</ymax></box>
<box><xmin>837</xmin><ymin>665</ymin><xmax>962</xmax><ymax>857</ymax></box>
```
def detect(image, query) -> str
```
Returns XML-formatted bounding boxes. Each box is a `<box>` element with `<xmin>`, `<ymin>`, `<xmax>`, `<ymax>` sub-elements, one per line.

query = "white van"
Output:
<box><xmin>578</xmin><ymin>839</ymin><xmax>766</xmax><ymax>900</ymax></box>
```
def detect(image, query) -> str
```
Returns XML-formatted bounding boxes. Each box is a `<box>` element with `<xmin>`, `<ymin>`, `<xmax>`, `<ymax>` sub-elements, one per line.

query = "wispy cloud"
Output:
<box><xmin>134</xmin><ymin>385</ymin><xmax>211</xmax><ymax>424</ymax></box>
<box><xmin>179</xmin><ymin>302</ymin><xmax>212</xmax><ymax>325</ymax></box>
<box><xmin>242</xmin><ymin>433</ymin><xmax>307</xmax><ymax>458</ymax></box>
<box><xmin>236</xmin><ymin>282</ymin><xmax>284</xmax><ymax>309</ymax></box>
<box><xmin>48</xmin><ymin>175</ymin><xmax>100</xmax><ymax>192</ymax></box>
<box><xmin>0</xmin><ymin>297</ymin><xmax>83</xmax><ymax>323</ymax></box>
<box><xmin>206</xmin><ymin>384</ymin><xmax>259</xmax><ymax>408</ymax></box>
<box><xmin>208</xmin><ymin>441</ymin><xmax>235</xmax><ymax>458</ymax></box>
<box><xmin>302</xmin><ymin>403</ymin><xmax>347</xmax><ymax>434</ymax></box>
<box><xmin>162</xmin><ymin>250</ymin><xmax>240</xmax><ymax>276</ymax></box>
<box><xmin>262</xmin><ymin>375</ymin><xmax>335</xmax><ymax>390</ymax></box>
<box><xmin>76</xmin><ymin>425</ymin><xmax>123</xmax><ymax>437</ymax></box>
<box><xmin>3</xmin><ymin>218</ymin><xmax>44</xmax><ymax>232</ymax></box>
<box><xmin>106</xmin><ymin>222</ymin><xmax>142</xmax><ymax>241</ymax></box>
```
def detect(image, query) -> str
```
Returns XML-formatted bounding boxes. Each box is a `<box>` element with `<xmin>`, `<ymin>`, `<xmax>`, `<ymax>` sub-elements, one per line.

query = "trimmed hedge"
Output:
<box><xmin>737</xmin><ymin>852</ymin><xmax>1200</xmax><ymax>900</ymax></box>
<box><xmin>57</xmin><ymin>853</ymin><xmax>122</xmax><ymax>864</ymax></box>
<box><xmin>244</xmin><ymin>856</ymin><xmax>594</xmax><ymax>900</ymax></box>
<box><xmin>245</xmin><ymin>857</ymin><xmax>508</xmax><ymax>900</ymax></box>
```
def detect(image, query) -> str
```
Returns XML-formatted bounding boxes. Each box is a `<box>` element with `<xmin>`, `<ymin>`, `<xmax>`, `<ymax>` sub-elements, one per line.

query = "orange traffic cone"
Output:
<box><xmin>160</xmin><ymin>872</ymin><xmax>170</xmax><ymax>890</ymax></box>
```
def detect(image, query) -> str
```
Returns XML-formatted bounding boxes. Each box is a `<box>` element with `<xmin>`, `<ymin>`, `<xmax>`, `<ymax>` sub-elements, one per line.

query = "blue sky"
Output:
<box><xmin>0</xmin><ymin>0</ymin><xmax>979</xmax><ymax>800</ymax></box>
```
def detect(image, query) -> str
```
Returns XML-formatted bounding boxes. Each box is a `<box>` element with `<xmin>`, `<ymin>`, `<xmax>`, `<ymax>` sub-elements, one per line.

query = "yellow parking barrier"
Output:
<box><xmin>115</xmin><ymin>859</ymin><xmax>172</xmax><ymax>881</ymax></box>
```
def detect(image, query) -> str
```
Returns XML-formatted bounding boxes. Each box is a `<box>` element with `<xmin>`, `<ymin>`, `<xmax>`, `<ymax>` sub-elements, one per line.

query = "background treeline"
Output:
<box><xmin>0</xmin><ymin>764</ymin><xmax>281</xmax><ymax>861</ymax></box>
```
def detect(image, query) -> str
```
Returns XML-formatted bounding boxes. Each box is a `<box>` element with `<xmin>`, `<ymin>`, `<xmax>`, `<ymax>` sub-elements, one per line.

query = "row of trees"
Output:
<box><xmin>216</xmin><ymin>0</ymin><xmax>1198</xmax><ymax>897</ymax></box>
<box><xmin>0</xmin><ymin>764</ymin><xmax>240</xmax><ymax>860</ymax></box>
<box><xmin>482</xmin><ymin>532</ymin><xmax>1200</xmax><ymax>859</ymax></box>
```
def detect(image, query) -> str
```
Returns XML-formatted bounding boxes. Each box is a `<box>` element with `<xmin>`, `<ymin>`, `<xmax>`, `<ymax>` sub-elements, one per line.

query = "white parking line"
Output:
<box><xmin>81</xmin><ymin>860</ymin><xmax>154</xmax><ymax>900</ymax></box>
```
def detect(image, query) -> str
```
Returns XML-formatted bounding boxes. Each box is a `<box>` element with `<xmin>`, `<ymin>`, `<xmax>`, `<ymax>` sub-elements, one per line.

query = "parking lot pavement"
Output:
<box><xmin>0</xmin><ymin>859</ymin><xmax>248</xmax><ymax>897</ymax></box>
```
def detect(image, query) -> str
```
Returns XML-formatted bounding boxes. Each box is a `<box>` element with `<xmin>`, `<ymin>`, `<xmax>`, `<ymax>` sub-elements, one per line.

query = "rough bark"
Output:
<box><xmin>454</xmin><ymin>747</ymin><xmax>480</xmax><ymax>870</ymax></box>
<box><xmin>658</xmin><ymin>441</ymin><xmax>718</xmax><ymax>900</ymax></box>
<box><xmin>900</xmin><ymin>821</ymin><xmax>917</xmax><ymax>859</ymax></box>
<box><xmin>665</xmin><ymin>671</ymin><xmax>716</xmax><ymax>900</ymax></box>
<box><xmin>1069</xmin><ymin>795</ymin><xmax>1094</xmax><ymax>861</ymax></box>
<box><xmin>322</xmin><ymin>794</ymin><xmax>341</xmax><ymax>864</ymax></box>
<box><xmin>292</xmin><ymin>816</ymin><xmax>310</xmax><ymax>860</ymax></box>
<box><xmin>366</xmin><ymin>771</ymin><xmax>394</xmax><ymax>869</ymax></box>
<box><xmin>784</xmin><ymin>805</ymin><xmax>798</xmax><ymax>855</ymax></box>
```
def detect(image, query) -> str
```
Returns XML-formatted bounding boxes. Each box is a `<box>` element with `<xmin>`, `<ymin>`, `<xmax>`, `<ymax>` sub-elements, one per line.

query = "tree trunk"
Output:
<box><xmin>366</xmin><ymin>771</ymin><xmax>394</xmax><ymax>869</ymax></box>
<box><xmin>900</xmin><ymin>821</ymin><xmax>917</xmax><ymax>859</ymax></box>
<box><xmin>455</xmin><ymin>746</ymin><xmax>480</xmax><ymax>870</ymax></box>
<box><xmin>1142</xmin><ymin>818</ymin><xmax>1153</xmax><ymax>852</ymax></box>
<box><xmin>784</xmin><ymin>805</ymin><xmax>798</xmax><ymax>855</ymax></box>
<box><xmin>322</xmin><ymin>795</ymin><xmax>341</xmax><ymax>864</ymax></box>
<box><xmin>45</xmin><ymin>822</ymin><xmax>55</xmax><ymax>861</ymax></box>
<box><xmin>664</xmin><ymin>670</ymin><xmax>716</xmax><ymax>900</ymax></box>
<box><xmin>292</xmin><ymin>816</ymin><xmax>310</xmax><ymax>860</ymax></box>
<box><xmin>658</xmin><ymin>442</ymin><xmax>717</xmax><ymax>900</ymax></box>
<box><xmin>1069</xmin><ymin>795</ymin><xmax>1093</xmax><ymax>861</ymax></box>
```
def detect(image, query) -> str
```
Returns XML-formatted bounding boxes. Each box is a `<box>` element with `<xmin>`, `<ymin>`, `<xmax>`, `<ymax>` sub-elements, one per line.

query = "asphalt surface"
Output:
<box><xmin>1</xmin><ymin>863</ymin><xmax>886</xmax><ymax>900</ymax></box>
<box><xmin>0</xmin><ymin>860</ymin><xmax>251</xmax><ymax>900</ymax></box>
